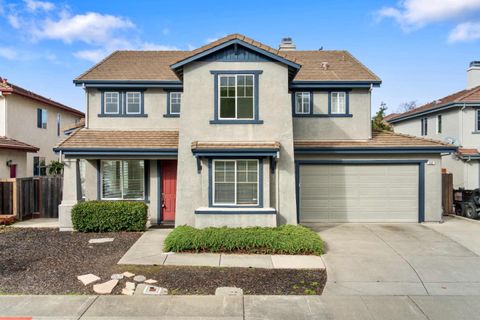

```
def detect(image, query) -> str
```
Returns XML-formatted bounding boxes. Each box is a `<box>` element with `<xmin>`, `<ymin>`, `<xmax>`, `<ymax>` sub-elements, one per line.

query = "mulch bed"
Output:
<box><xmin>0</xmin><ymin>228</ymin><xmax>326</xmax><ymax>295</ymax></box>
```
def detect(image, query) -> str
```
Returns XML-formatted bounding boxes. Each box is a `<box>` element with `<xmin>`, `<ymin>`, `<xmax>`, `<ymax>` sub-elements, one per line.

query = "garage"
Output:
<box><xmin>298</xmin><ymin>162</ymin><xmax>421</xmax><ymax>223</ymax></box>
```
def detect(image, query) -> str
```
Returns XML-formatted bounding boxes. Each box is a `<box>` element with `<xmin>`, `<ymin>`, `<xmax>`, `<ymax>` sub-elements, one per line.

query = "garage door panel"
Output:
<box><xmin>299</xmin><ymin>164</ymin><xmax>419</xmax><ymax>222</ymax></box>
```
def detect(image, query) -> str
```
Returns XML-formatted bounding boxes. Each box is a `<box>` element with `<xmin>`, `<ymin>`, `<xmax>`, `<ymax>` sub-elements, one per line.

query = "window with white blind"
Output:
<box><xmin>330</xmin><ymin>92</ymin><xmax>347</xmax><ymax>114</ymax></box>
<box><xmin>213</xmin><ymin>159</ymin><xmax>259</xmax><ymax>206</ymax></box>
<box><xmin>104</xmin><ymin>92</ymin><xmax>120</xmax><ymax>114</ymax></box>
<box><xmin>126</xmin><ymin>92</ymin><xmax>141</xmax><ymax>114</ymax></box>
<box><xmin>295</xmin><ymin>92</ymin><xmax>311</xmax><ymax>114</ymax></box>
<box><xmin>101</xmin><ymin>160</ymin><xmax>144</xmax><ymax>200</ymax></box>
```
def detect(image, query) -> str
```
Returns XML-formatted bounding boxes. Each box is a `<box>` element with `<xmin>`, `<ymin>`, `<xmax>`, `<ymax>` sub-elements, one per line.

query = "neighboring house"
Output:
<box><xmin>388</xmin><ymin>61</ymin><xmax>480</xmax><ymax>189</ymax></box>
<box><xmin>56</xmin><ymin>34</ymin><xmax>455</xmax><ymax>230</ymax></box>
<box><xmin>0</xmin><ymin>77</ymin><xmax>84</xmax><ymax>178</ymax></box>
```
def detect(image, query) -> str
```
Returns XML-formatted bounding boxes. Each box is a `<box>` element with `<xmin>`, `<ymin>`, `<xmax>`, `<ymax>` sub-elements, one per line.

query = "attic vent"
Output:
<box><xmin>321</xmin><ymin>62</ymin><xmax>329</xmax><ymax>70</ymax></box>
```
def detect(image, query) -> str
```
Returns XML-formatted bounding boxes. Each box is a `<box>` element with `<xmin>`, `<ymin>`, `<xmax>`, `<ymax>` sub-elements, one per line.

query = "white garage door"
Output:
<box><xmin>299</xmin><ymin>164</ymin><xmax>419</xmax><ymax>223</ymax></box>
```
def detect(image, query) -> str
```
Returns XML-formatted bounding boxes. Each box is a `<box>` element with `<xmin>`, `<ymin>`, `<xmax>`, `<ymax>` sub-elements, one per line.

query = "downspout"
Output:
<box><xmin>460</xmin><ymin>103</ymin><xmax>466</xmax><ymax>146</ymax></box>
<box><xmin>369</xmin><ymin>83</ymin><xmax>373</xmax><ymax>139</ymax></box>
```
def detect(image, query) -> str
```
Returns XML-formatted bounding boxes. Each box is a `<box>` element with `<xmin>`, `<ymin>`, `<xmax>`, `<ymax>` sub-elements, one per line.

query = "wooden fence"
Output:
<box><xmin>442</xmin><ymin>173</ymin><xmax>454</xmax><ymax>215</ymax></box>
<box><xmin>0</xmin><ymin>176</ymin><xmax>62</xmax><ymax>220</ymax></box>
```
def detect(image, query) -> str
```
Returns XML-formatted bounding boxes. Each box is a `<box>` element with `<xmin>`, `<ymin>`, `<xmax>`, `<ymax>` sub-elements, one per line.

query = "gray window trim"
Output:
<box><xmin>293</xmin><ymin>91</ymin><xmax>313</xmax><ymax>115</ymax></box>
<box><xmin>99</xmin><ymin>89</ymin><xmax>147</xmax><ymax>117</ymax></box>
<box><xmin>164</xmin><ymin>91</ymin><xmax>182</xmax><ymax>118</ymax></box>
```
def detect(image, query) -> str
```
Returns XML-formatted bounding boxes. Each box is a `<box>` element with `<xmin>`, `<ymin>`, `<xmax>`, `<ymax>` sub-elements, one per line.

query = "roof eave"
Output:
<box><xmin>290</xmin><ymin>80</ymin><xmax>381</xmax><ymax>89</ymax></box>
<box><xmin>389</xmin><ymin>102</ymin><xmax>480</xmax><ymax>123</ymax></box>
<box><xmin>294</xmin><ymin>146</ymin><xmax>457</xmax><ymax>154</ymax></box>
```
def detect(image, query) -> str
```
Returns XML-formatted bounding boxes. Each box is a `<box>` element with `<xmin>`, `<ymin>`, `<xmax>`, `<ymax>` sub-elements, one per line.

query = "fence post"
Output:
<box><xmin>11</xmin><ymin>178</ymin><xmax>18</xmax><ymax>218</ymax></box>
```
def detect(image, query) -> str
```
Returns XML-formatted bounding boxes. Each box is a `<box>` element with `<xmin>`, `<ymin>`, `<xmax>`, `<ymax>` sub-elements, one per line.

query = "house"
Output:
<box><xmin>55</xmin><ymin>34</ymin><xmax>455</xmax><ymax>230</ymax></box>
<box><xmin>0</xmin><ymin>77</ymin><xmax>84</xmax><ymax>178</ymax></box>
<box><xmin>388</xmin><ymin>61</ymin><xmax>480</xmax><ymax>190</ymax></box>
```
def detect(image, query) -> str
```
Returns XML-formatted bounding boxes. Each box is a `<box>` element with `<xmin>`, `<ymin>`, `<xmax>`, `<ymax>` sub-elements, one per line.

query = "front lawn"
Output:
<box><xmin>164</xmin><ymin>225</ymin><xmax>324</xmax><ymax>255</ymax></box>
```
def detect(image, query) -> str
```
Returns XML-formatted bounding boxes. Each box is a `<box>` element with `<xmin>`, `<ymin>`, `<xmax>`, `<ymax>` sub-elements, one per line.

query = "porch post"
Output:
<box><xmin>59</xmin><ymin>158</ymin><xmax>82</xmax><ymax>231</ymax></box>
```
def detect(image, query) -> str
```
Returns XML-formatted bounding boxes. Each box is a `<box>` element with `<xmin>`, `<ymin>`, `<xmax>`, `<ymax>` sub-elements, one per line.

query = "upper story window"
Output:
<box><xmin>476</xmin><ymin>109</ymin><xmax>480</xmax><ymax>132</ymax></box>
<box><xmin>437</xmin><ymin>115</ymin><xmax>442</xmax><ymax>134</ymax></box>
<box><xmin>330</xmin><ymin>92</ymin><xmax>347</xmax><ymax>114</ymax></box>
<box><xmin>37</xmin><ymin>108</ymin><xmax>47</xmax><ymax>129</ymax></box>
<box><xmin>421</xmin><ymin>117</ymin><xmax>428</xmax><ymax>136</ymax></box>
<box><xmin>104</xmin><ymin>92</ymin><xmax>120</xmax><ymax>114</ymax></box>
<box><xmin>126</xmin><ymin>92</ymin><xmax>141</xmax><ymax>114</ymax></box>
<box><xmin>294</xmin><ymin>92</ymin><xmax>311</xmax><ymax>114</ymax></box>
<box><xmin>170</xmin><ymin>92</ymin><xmax>182</xmax><ymax>114</ymax></box>
<box><xmin>56</xmin><ymin>113</ymin><xmax>61</xmax><ymax>137</ymax></box>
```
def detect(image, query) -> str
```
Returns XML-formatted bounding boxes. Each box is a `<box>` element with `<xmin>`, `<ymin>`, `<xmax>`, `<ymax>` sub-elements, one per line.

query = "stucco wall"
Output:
<box><xmin>0</xmin><ymin>97</ymin><xmax>6</xmax><ymax>136</ymax></box>
<box><xmin>0</xmin><ymin>149</ymin><xmax>28</xmax><ymax>178</ymax></box>
<box><xmin>86</xmin><ymin>88</ymin><xmax>180</xmax><ymax>130</ymax></box>
<box><xmin>293</xmin><ymin>89</ymin><xmax>372</xmax><ymax>140</ymax></box>
<box><xmin>5</xmin><ymin>94</ymin><xmax>82</xmax><ymax>176</ymax></box>
<box><xmin>175</xmin><ymin>61</ymin><xmax>297</xmax><ymax>227</ymax></box>
<box><xmin>295</xmin><ymin>153</ymin><xmax>443</xmax><ymax>222</ymax></box>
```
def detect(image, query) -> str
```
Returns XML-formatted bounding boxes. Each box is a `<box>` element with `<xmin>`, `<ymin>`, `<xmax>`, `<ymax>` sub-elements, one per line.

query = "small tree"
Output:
<box><xmin>398</xmin><ymin>100</ymin><xmax>417</xmax><ymax>113</ymax></box>
<box><xmin>372</xmin><ymin>102</ymin><xmax>392</xmax><ymax>131</ymax></box>
<box><xmin>48</xmin><ymin>160</ymin><xmax>64</xmax><ymax>176</ymax></box>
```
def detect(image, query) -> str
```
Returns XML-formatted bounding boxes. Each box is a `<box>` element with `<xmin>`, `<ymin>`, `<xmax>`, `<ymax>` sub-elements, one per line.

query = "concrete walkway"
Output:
<box><xmin>1</xmin><ymin>294</ymin><xmax>480</xmax><ymax>319</ymax></box>
<box><xmin>12</xmin><ymin>218</ymin><xmax>58</xmax><ymax>228</ymax></box>
<box><xmin>118</xmin><ymin>228</ymin><xmax>325</xmax><ymax>269</ymax></box>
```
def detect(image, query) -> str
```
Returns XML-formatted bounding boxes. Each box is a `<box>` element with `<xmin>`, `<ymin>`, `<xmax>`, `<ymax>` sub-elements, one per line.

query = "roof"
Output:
<box><xmin>0</xmin><ymin>77</ymin><xmax>84</xmax><ymax>117</ymax></box>
<box><xmin>75</xmin><ymin>34</ymin><xmax>380</xmax><ymax>83</ymax></box>
<box><xmin>294</xmin><ymin>130</ymin><xmax>455</xmax><ymax>150</ymax></box>
<box><xmin>191</xmin><ymin>141</ymin><xmax>280</xmax><ymax>151</ymax></box>
<box><xmin>56</xmin><ymin>129</ymin><xmax>178</xmax><ymax>150</ymax></box>
<box><xmin>388</xmin><ymin>86</ymin><xmax>480</xmax><ymax>123</ymax></box>
<box><xmin>63</xmin><ymin>118</ymin><xmax>85</xmax><ymax>134</ymax></box>
<box><xmin>458</xmin><ymin>148</ymin><xmax>480</xmax><ymax>159</ymax></box>
<box><xmin>0</xmin><ymin>136</ymin><xmax>39</xmax><ymax>152</ymax></box>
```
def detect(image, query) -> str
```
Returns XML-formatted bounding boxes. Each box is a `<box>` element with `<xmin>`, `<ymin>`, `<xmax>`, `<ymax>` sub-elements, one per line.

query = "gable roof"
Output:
<box><xmin>0</xmin><ymin>136</ymin><xmax>39</xmax><ymax>152</ymax></box>
<box><xmin>0</xmin><ymin>77</ymin><xmax>84</xmax><ymax>117</ymax></box>
<box><xmin>388</xmin><ymin>85</ymin><xmax>480</xmax><ymax>123</ymax></box>
<box><xmin>74</xmin><ymin>34</ymin><xmax>380</xmax><ymax>84</ymax></box>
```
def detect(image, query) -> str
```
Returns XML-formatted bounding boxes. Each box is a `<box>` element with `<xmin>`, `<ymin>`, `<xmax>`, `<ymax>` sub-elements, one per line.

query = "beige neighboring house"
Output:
<box><xmin>388</xmin><ymin>61</ymin><xmax>480</xmax><ymax>189</ymax></box>
<box><xmin>56</xmin><ymin>34</ymin><xmax>455</xmax><ymax>231</ymax></box>
<box><xmin>0</xmin><ymin>77</ymin><xmax>84</xmax><ymax>178</ymax></box>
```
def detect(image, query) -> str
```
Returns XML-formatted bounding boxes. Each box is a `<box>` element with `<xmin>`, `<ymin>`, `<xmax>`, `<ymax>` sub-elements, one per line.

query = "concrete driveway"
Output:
<box><xmin>308</xmin><ymin>216</ymin><xmax>480</xmax><ymax>295</ymax></box>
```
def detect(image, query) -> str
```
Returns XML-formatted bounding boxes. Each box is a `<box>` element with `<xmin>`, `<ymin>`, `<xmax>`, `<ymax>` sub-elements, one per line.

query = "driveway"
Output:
<box><xmin>308</xmin><ymin>216</ymin><xmax>480</xmax><ymax>295</ymax></box>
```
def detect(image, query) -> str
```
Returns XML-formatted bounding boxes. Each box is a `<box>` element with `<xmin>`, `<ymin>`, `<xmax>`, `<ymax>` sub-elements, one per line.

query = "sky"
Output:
<box><xmin>0</xmin><ymin>0</ymin><xmax>479</xmax><ymax>115</ymax></box>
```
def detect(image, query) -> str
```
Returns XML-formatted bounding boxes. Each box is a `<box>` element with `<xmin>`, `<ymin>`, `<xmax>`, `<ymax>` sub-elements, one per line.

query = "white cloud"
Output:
<box><xmin>73</xmin><ymin>49</ymin><xmax>106</xmax><ymax>62</ymax></box>
<box><xmin>7</xmin><ymin>14</ymin><xmax>21</xmax><ymax>28</ymax></box>
<box><xmin>449</xmin><ymin>21</ymin><xmax>480</xmax><ymax>42</ymax></box>
<box><xmin>377</xmin><ymin>0</ymin><xmax>480</xmax><ymax>30</ymax></box>
<box><xmin>0</xmin><ymin>47</ymin><xmax>18</xmax><ymax>60</ymax></box>
<box><xmin>73</xmin><ymin>42</ymin><xmax>179</xmax><ymax>62</ymax></box>
<box><xmin>24</xmin><ymin>0</ymin><xmax>55</xmax><ymax>12</ymax></box>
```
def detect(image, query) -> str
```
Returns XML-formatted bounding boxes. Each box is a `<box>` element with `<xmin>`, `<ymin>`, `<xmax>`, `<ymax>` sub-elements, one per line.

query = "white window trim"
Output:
<box><xmin>330</xmin><ymin>92</ymin><xmax>347</xmax><ymax>114</ymax></box>
<box><xmin>212</xmin><ymin>159</ymin><xmax>259</xmax><ymax>206</ymax></box>
<box><xmin>100</xmin><ymin>160</ymin><xmax>145</xmax><ymax>201</ymax></box>
<box><xmin>125</xmin><ymin>92</ymin><xmax>141</xmax><ymax>115</ymax></box>
<box><xmin>218</xmin><ymin>74</ymin><xmax>255</xmax><ymax>120</ymax></box>
<box><xmin>169</xmin><ymin>92</ymin><xmax>182</xmax><ymax>115</ymax></box>
<box><xmin>295</xmin><ymin>92</ymin><xmax>311</xmax><ymax>114</ymax></box>
<box><xmin>436</xmin><ymin>115</ymin><xmax>442</xmax><ymax>134</ymax></box>
<box><xmin>104</xmin><ymin>92</ymin><xmax>120</xmax><ymax>115</ymax></box>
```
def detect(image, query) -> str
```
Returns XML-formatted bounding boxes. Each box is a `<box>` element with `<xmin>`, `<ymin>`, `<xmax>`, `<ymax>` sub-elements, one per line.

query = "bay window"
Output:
<box><xmin>101</xmin><ymin>160</ymin><xmax>144</xmax><ymax>200</ymax></box>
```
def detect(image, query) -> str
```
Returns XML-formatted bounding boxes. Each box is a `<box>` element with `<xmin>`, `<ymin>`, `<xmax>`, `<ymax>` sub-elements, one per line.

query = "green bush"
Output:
<box><xmin>164</xmin><ymin>224</ymin><xmax>324</xmax><ymax>255</ymax></box>
<box><xmin>72</xmin><ymin>201</ymin><xmax>147</xmax><ymax>232</ymax></box>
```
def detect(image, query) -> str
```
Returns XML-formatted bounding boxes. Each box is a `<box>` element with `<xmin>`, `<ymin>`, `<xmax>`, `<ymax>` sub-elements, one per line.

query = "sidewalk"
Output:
<box><xmin>1</xmin><ymin>294</ymin><xmax>479</xmax><ymax>319</ymax></box>
<box><xmin>118</xmin><ymin>228</ymin><xmax>325</xmax><ymax>269</ymax></box>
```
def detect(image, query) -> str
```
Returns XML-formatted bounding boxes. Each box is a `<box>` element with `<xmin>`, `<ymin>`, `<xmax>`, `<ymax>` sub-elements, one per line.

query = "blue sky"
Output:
<box><xmin>1</xmin><ymin>0</ymin><xmax>479</xmax><ymax>114</ymax></box>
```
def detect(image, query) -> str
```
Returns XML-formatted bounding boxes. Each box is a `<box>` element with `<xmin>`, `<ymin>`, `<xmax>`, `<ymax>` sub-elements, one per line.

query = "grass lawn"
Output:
<box><xmin>0</xmin><ymin>227</ymin><xmax>326</xmax><ymax>295</ymax></box>
<box><xmin>164</xmin><ymin>225</ymin><xmax>324</xmax><ymax>255</ymax></box>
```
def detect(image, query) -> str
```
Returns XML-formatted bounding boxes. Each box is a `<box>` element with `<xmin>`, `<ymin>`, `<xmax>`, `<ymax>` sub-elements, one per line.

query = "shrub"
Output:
<box><xmin>72</xmin><ymin>201</ymin><xmax>147</xmax><ymax>232</ymax></box>
<box><xmin>164</xmin><ymin>224</ymin><xmax>324</xmax><ymax>255</ymax></box>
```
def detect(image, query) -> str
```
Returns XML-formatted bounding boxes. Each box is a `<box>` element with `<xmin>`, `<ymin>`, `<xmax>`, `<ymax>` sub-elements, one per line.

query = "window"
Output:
<box><xmin>56</xmin><ymin>113</ymin><xmax>61</xmax><ymax>137</ymax></box>
<box><xmin>421</xmin><ymin>117</ymin><xmax>428</xmax><ymax>136</ymax></box>
<box><xmin>295</xmin><ymin>92</ymin><xmax>311</xmax><ymax>114</ymax></box>
<box><xmin>33</xmin><ymin>156</ymin><xmax>46</xmax><ymax>176</ymax></box>
<box><xmin>37</xmin><ymin>108</ymin><xmax>47</xmax><ymax>129</ymax></box>
<box><xmin>169</xmin><ymin>92</ymin><xmax>182</xmax><ymax>114</ymax></box>
<box><xmin>213</xmin><ymin>159</ymin><xmax>259</xmax><ymax>206</ymax></box>
<box><xmin>101</xmin><ymin>160</ymin><xmax>144</xmax><ymax>200</ymax></box>
<box><xmin>437</xmin><ymin>115</ymin><xmax>442</xmax><ymax>134</ymax></box>
<box><xmin>476</xmin><ymin>109</ymin><xmax>480</xmax><ymax>132</ymax></box>
<box><xmin>219</xmin><ymin>74</ymin><xmax>254</xmax><ymax>120</ymax></box>
<box><xmin>126</xmin><ymin>92</ymin><xmax>141</xmax><ymax>114</ymax></box>
<box><xmin>104</xmin><ymin>92</ymin><xmax>120</xmax><ymax>114</ymax></box>
<box><xmin>330</xmin><ymin>92</ymin><xmax>347</xmax><ymax>114</ymax></box>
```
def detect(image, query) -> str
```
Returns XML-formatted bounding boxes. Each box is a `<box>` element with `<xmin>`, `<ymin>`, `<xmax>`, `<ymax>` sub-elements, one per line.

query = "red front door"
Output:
<box><xmin>161</xmin><ymin>160</ymin><xmax>177</xmax><ymax>221</ymax></box>
<box><xmin>9</xmin><ymin>164</ymin><xmax>17</xmax><ymax>178</ymax></box>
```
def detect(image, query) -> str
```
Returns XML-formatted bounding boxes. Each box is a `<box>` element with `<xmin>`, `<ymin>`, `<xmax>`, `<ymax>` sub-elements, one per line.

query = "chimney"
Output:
<box><xmin>279</xmin><ymin>37</ymin><xmax>296</xmax><ymax>51</ymax></box>
<box><xmin>467</xmin><ymin>61</ymin><xmax>480</xmax><ymax>89</ymax></box>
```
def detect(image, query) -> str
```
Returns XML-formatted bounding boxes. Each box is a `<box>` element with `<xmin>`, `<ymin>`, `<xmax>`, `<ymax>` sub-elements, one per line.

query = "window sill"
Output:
<box><xmin>98</xmin><ymin>114</ymin><xmax>148</xmax><ymax>118</ymax></box>
<box><xmin>163</xmin><ymin>114</ymin><xmax>180</xmax><ymax>118</ymax></box>
<box><xmin>209</xmin><ymin>119</ymin><xmax>264</xmax><ymax>124</ymax></box>
<box><xmin>195</xmin><ymin>207</ymin><xmax>276</xmax><ymax>214</ymax></box>
<box><xmin>472</xmin><ymin>131</ymin><xmax>480</xmax><ymax>134</ymax></box>
<box><xmin>293</xmin><ymin>114</ymin><xmax>353</xmax><ymax>118</ymax></box>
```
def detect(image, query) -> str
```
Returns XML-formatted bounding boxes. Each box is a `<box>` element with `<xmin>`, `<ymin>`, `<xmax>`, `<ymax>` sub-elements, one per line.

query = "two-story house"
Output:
<box><xmin>56</xmin><ymin>34</ymin><xmax>454</xmax><ymax>230</ymax></box>
<box><xmin>0</xmin><ymin>77</ymin><xmax>84</xmax><ymax>178</ymax></box>
<box><xmin>388</xmin><ymin>62</ymin><xmax>480</xmax><ymax>190</ymax></box>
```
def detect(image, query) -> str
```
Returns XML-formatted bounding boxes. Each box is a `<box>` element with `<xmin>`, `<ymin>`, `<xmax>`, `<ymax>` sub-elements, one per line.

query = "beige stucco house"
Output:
<box><xmin>0</xmin><ymin>77</ymin><xmax>84</xmax><ymax>178</ymax></box>
<box><xmin>56</xmin><ymin>34</ymin><xmax>455</xmax><ymax>230</ymax></box>
<box><xmin>388</xmin><ymin>62</ymin><xmax>480</xmax><ymax>190</ymax></box>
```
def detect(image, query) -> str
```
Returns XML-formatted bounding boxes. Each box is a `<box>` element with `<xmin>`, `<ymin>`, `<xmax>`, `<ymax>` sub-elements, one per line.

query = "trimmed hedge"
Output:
<box><xmin>72</xmin><ymin>201</ymin><xmax>147</xmax><ymax>232</ymax></box>
<box><xmin>164</xmin><ymin>225</ymin><xmax>324</xmax><ymax>255</ymax></box>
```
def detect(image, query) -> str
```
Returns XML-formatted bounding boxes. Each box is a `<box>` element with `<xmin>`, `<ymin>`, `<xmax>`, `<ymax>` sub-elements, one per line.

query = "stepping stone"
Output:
<box><xmin>93</xmin><ymin>280</ymin><xmax>118</xmax><ymax>294</ymax></box>
<box><xmin>89</xmin><ymin>238</ymin><xmax>114</xmax><ymax>244</ymax></box>
<box><xmin>126</xmin><ymin>281</ymin><xmax>136</xmax><ymax>290</ymax></box>
<box><xmin>121</xmin><ymin>288</ymin><xmax>134</xmax><ymax>296</ymax></box>
<box><xmin>145</xmin><ymin>279</ymin><xmax>158</xmax><ymax>284</ymax></box>
<box><xmin>123</xmin><ymin>271</ymin><xmax>135</xmax><ymax>278</ymax></box>
<box><xmin>215</xmin><ymin>287</ymin><xmax>243</xmax><ymax>296</ymax></box>
<box><xmin>77</xmin><ymin>274</ymin><xmax>100</xmax><ymax>286</ymax></box>
<box><xmin>133</xmin><ymin>275</ymin><xmax>146</xmax><ymax>282</ymax></box>
<box><xmin>111</xmin><ymin>273</ymin><xmax>124</xmax><ymax>280</ymax></box>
